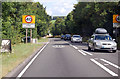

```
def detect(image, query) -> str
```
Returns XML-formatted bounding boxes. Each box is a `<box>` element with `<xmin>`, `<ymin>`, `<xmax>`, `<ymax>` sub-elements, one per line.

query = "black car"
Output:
<box><xmin>61</xmin><ymin>35</ymin><xmax>65</xmax><ymax>39</ymax></box>
<box><xmin>64</xmin><ymin>34</ymin><xmax>71</xmax><ymax>40</ymax></box>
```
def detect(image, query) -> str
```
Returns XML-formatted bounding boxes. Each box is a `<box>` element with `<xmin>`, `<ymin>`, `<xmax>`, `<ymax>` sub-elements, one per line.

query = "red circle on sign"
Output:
<box><xmin>25</xmin><ymin>15</ymin><xmax>33</xmax><ymax>23</ymax></box>
<box><xmin>116</xmin><ymin>15</ymin><xmax>120</xmax><ymax>23</ymax></box>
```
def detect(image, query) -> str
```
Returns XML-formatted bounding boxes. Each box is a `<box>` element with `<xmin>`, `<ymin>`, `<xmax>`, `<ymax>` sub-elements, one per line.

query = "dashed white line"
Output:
<box><xmin>81</xmin><ymin>50</ymin><xmax>93</xmax><ymax>56</ymax></box>
<box><xmin>69</xmin><ymin>44</ymin><xmax>73</xmax><ymax>47</ymax></box>
<box><xmin>17</xmin><ymin>42</ymin><xmax>49</xmax><ymax>78</ymax></box>
<box><xmin>78</xmin><ymin>50</ymin><xmax>86</xmax><ymax>55</ymax></box>
<box><xmin>72</xmin><ymin>46</ymin><xmax>78</xmax><ymax>49</ymax></box>
<box><xmin>90</xmin><ymin>59</ymin><xmax>118</xmax><ymax>76</ymax></box>
<box><xmin>100</xmin><ymin>59</ymin><xmax>120</xmax><ymax>69</ymax></box>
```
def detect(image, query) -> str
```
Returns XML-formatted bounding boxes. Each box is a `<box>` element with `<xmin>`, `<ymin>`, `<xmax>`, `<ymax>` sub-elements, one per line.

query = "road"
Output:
<box><xmin>8</xmin><ymin>38</ymin><xmax>120</xmax><ymax>78</ymax></box>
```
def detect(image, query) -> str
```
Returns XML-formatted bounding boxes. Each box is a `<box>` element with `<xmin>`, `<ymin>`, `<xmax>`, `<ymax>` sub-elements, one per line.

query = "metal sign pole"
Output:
<box><xmin>30</xmin><ymin>29</ymin><xmax>32</xmax><ymax>43</ymax></box>
<box><xmin>26</xmin><ymin>28</ymin><xmax>27</xmax><ymax>43</ymax></box>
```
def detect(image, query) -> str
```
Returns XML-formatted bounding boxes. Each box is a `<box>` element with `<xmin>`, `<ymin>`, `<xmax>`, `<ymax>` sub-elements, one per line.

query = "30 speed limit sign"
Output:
<box><xmin>22</xmin><ymin>15</ymin><xmax>35</xmax><ymax>28</ymax></box>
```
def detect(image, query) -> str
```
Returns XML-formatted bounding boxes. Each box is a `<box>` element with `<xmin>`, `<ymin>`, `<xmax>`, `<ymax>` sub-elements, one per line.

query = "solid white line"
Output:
<box><xmin>78</xmin><ymin>50</ymin><xmax>86</xmax><ymax>55</ymax></box>
<box><xmin>100</xmin><ymin>59</ymin><xmax>120</xmax><ymax>69</ymax></box>
<box><xmin>17</xmin><ymin>42</ymin><xmax>49</xmax><ymax>78</ymax></box>
<box><xmin>90</xmin><ymin>59</ymin><xmax>118</xmax><ymax>76</ymax></box>
<box><xmin>81</xmin><ymin>50</ymin><xmax>93</xmax><ymax>56</ymax></box>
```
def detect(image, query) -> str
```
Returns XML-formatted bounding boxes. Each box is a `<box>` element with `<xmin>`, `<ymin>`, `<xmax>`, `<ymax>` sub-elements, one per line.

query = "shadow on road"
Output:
<box><xmin>53</xmin><ymin>43</ymin><xmax>70</xmax><ymax>46</ymax></box>
<box><xmin>82</xmin><ymin>49</ymin><xmax>116</xmax><ymax>54</ymax></box>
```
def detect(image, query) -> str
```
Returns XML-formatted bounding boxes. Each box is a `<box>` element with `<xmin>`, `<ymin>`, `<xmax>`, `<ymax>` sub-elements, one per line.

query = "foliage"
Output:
<box><xmin>50</xmin><ymin>2</ymin><xmax>119</xmax><ymax>38</ymax></box>
<box><xmin>2</xmin><ymin>2</ymin><xmax>51</xmax><ymax>44</ymax></box>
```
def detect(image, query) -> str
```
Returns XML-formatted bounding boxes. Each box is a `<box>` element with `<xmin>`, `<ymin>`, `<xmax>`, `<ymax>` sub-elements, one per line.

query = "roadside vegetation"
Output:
<box><xmin>0</xmin><ymin>37</ymin><xmax>48</xmax><ymax>78</ymax></box>
<box><xmin>1</xmin><ymin>2</ymin><xmax>51</xmax><ymax>78</ymax></box>
<box><xmin>2</xmin><ymin>2</ymin><xmax>51</xmax><ymax>44</ymax></box>
<box><xmin>50</xmin><ymin>2</ymin><xmax>120</xmax><ymax>49</ymax></box>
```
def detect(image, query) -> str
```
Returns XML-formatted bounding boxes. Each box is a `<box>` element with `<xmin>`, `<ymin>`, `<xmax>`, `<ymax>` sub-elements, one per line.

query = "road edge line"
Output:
<box><xmin>17</xmin><ymin>42</ymin><xmax>49</xmax><ymax>78</ymax></box>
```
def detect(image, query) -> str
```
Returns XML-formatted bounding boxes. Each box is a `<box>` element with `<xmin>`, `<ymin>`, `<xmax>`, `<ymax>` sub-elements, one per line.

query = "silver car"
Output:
<box><xmin>88</xmin><ymin>34</ymin><xmax>117</xmax><ymax>52</ymax></box>
<box><xmin>71</xmin><ymin>35</ymin><xmax>82</xmax><ymax>43</ymax></box>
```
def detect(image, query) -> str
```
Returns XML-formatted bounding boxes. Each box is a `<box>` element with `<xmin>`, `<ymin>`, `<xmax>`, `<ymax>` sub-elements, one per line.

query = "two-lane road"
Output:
<box><xmin>9</xmin><ymin>38</ymin><xmax>120</xmax><ymax>78</ymax></box>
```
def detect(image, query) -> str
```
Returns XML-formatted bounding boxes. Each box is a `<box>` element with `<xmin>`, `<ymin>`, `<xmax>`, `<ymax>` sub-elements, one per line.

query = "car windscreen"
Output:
<box><xmin>95</xmin><ymin>35</ymin><xmax>112</xmax><ymax>40</ymax></box>
<box><xmin>73</xmin><ymin>36</ymin><xmax>80</xmax><ymax>38</ymax></box>
<box><xmin>66</xmin><ymin>34</ymin><xmax>71</xmax><ymax>37</ymax></box>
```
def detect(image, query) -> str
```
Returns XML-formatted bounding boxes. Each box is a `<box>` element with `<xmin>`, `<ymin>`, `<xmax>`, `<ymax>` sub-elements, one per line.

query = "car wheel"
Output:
<box><xmin>92</xmin><ymin>43</ymin><xmax>96</xmax><ymax>52</ymax></box>
<box><xmin>88</xmin><ymin>46</ymin><xmax>91</xmax><ymax>50</ymax></box>
<box><xmin>112</xmin><ymin>50</ymin><xmax>116</xmax><ymax>53</ymax></box>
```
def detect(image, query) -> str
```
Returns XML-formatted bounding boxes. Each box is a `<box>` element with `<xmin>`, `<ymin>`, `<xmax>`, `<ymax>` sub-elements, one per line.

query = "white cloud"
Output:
<box><xmin>37</xmin><ymin>0</ymin><xmax>77</xmax><ymax>16</ymax></box>
<box><xmin>60</xmin><ymin>8</ymin><xmax>66</xmax><ymax>14</ymax></box>
<box><xmin>46</xmin><ymin>9</ymin><xmax>52</xmax><ymax>16</ymax></box>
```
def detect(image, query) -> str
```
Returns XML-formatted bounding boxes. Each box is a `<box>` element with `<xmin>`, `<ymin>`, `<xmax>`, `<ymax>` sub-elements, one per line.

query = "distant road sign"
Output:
<box><xmin>22</xmin><ymin>15</ymin><xmax>35</xmax><ymax>28</ymax></box>
<box><xmin>113</xmin><ymin>15</ymin><xmax>120</xmax><ymax>28</ymax></box>
<box><xmin>116</xmin><ymin>15</ymin><xmax>120</xmax><ymax>23</ymax></box>
<box><xmin>113</xmin><ymin>15</ymin><xmax>120</xmax><ymax>23</ymax></box>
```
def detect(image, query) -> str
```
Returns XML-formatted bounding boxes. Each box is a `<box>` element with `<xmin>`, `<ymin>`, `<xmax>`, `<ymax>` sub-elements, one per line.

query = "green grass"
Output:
<box><xmin>0</xmin><ymin>37</ymin><xmax>48</xmax><ymax>78</ymax></box>
<box><xmin>38</xmin><ymin>37</ymin><xmax>48</xmax><ymax>42</ymax></box>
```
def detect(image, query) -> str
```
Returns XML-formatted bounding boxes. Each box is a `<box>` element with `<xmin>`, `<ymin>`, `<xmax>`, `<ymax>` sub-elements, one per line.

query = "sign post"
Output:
<box><xmin>30</xmin><ymin>29</ymin><xmax>32</xmax><ymax>43</ymax></box>
<box><xmin>22</xmin><ymin>15</ymin><xmax>35</xmax><ymax>43</ymax></box>
<box><xmin>113</xmin><ymin>14</ymin><xmax>120</xmax><ymax>42</ymax></box>
<box><xmin>26</xmin><ymin>29</ymin><xmax>28</xmax><ymax>43</ymax></box>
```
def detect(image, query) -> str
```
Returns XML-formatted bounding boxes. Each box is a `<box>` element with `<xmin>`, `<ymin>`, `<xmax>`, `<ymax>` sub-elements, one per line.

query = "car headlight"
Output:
<box><xmin>96</xmin><ymin>42</ymin><xmax>101</xmax><ymax>46</ymax></box>
<box><xmin>114</xmin><ymin>43</ymin><xmax>117</xmax><ymax>46</ymax></box>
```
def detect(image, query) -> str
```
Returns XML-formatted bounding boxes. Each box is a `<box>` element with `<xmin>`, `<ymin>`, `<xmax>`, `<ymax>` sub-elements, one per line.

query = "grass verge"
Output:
<box><xmin>0</xmin><ymin>37</ymin><xmax>48</xmax><ymax>78</ymax></box>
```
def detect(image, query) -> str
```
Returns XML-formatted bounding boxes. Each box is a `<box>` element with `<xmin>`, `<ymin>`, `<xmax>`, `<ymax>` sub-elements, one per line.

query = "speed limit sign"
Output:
<box><xmin>22</xmin><ymin>15</ymin><xmax>35</xmax><ymax>28</ymax></box>
<box><xmin>113</xmin><ymin>15</ymin><xmax>120</xmax><ymax>23</ymax></box>
<box><xmin>25</xmin><ymin>15</ymin><xmax>33</xmax><ymax>23</ymax></box>
<box><xmin>116</xmin><ymin>15</ymin><xmax>120</xmax><ymax>23</ymax></box>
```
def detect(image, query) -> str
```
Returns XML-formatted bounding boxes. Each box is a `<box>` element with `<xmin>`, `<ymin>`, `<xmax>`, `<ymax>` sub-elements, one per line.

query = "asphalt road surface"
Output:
<box><xmin>12</xmin><ymin>38</ymin><xmax>120</xmax><ymax>78</ymax></box>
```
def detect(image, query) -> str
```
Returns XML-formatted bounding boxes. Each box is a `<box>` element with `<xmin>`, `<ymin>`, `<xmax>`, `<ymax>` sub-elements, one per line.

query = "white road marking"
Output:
<box><xmin>52</xmin><ymin>45</ymin><xmax>65</xmax><ymax>48</ymax></box>
<box><xmin>69</xmin><ymin>44</ymin><xmax>73</xmax><ymax>47</ymax></box>
<box><xmin>100</xmin><ymin>59</ymin><xmax>120</xmax><ymax>69</ymax></box>
<box><xmin>78</xmin><ymin>50</ymin><xmax>86</xmax><ymax>55</ymax></box>
<box><xmin>17</xmin><ymin>42</ymin><xmax>49</xmax><ymax>78</ymax></box>
<box><xmin>81</xmin><ymin>50</ymin><xmax>93</xmax><ymax>56</ymax></box>
<box><xmin>104</xmin><ymin>64</ymin><xmax>109</xmax><ymax>66</ymax></box>
<box><xmin>90</xmin><ymin>59</ymin><xmax>118</xmax><ymax>76</ymax></box>
<box><xmin>72</xmin><ymin>46</ymin><xmax>78</xmax><ymax>49</ymax></box>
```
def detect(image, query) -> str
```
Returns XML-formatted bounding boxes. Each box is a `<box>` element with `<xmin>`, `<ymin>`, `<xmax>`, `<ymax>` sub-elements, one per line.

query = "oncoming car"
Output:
<box><xmin>71</xmin><ymin>35</ymin><xmax>82</xmax><ymax>43</ymax></box>
<box><xmin>88</xmin><ymin>28</ymin><xmax>117</xmax><ymax>52</ymax></box>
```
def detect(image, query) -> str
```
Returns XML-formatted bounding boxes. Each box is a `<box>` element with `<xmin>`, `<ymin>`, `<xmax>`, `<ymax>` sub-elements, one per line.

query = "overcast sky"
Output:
<box><xmin>34</xmin><ymin>0</ymin><xmax>78</xmax><ymax>16</ymax></box>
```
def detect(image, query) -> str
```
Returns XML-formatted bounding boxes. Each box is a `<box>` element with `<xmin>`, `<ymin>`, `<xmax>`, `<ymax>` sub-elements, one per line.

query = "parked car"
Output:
<box><xmin>88</xmin><ymin>28</ymin><xmax>117</xmax><ymax>52</ymax></box>
<box><xmin>61</xmin><ymin>35</ymin><xmax>65</xmax><ymax>39</ymax></box>
<box><xmin>71</xmin><ymin>35</ymin><xmax>82</xmax><ymax>43</ymax></box>
<box><xmin>64</xmin><ymin>34</ymin><xmax>71</xmax><ymax>40</ymax></box>
<box><xmin>22</xmin><ymin>36</ymin><xmax>31</xmax><ymax>43</ymax></box>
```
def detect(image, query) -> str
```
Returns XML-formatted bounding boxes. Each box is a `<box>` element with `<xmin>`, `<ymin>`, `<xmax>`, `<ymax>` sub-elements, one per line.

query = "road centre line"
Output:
<box><xmin>100</xmin><ymin>59</ymin><xmax>120</xmax><ymax>69</ymax></box>
<box><xmin>17</xmin><ymin>42</ymin><xmax>49</xmax><ymax>78</ymax></box>
<box><xmin>81</xmin><ymin>50</ymin><xmax>93</xmax><ymax>56</ymax></box>
<box><xmin>78</xmin><ymin>50</ymin><xmax>86</xmax><ymax>55</ymax></box>
<box><xmin>90</xmin><ymin>59</ymin><xmax>118</xmax><ymax>76</ymax></box>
